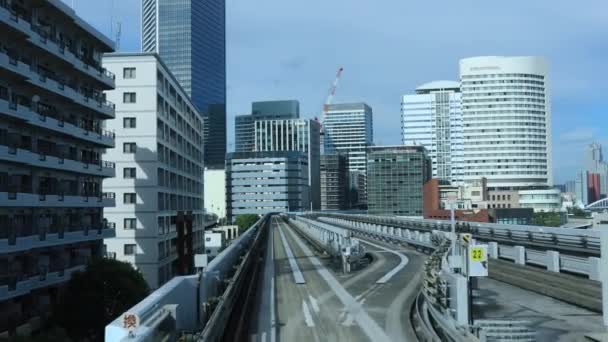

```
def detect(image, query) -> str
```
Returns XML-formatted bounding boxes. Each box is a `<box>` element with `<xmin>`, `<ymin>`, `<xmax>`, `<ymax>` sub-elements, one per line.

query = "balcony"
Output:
<box><xmin>0</xmin><ymin>144</ymin><xmax>115</xmax><ymax>178</ymax></box>
<box><xmin>0</xmin><ymin>0</ymin><xmax>32</xmax><ymax>37</ymax></box>
<box><xmin>0</xmin><ymin>97</ymin><xmax>115</xmax><ymax>147</ymax></box>
<box><xmin>0</xmin><ymin>47</ymin><xmax>115</xmax><ymax>119</ymax></box>
<box><xmin>0</xmin><ymin>264</ymin><xmax>86</xmax><ymax>301</ymax></box>
<box><xmin>0</xmin><ymin>221</ymin><xmax>115</xmax><ymax>254</ymax></box>
<box><xmin>0</xmin><ymin>0</ymin><xmax>115</xmax><ymax>89</ymax></box>
<box><xmin>0</xmin><ymin>190</ymin><xmax>115</xmax><ymax>208</ymax></box>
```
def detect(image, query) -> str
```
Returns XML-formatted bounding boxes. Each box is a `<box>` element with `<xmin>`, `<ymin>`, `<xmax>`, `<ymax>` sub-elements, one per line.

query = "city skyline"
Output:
<box><xmin>67</xmin><ymin>0</ymin><xmax>607</xmax><ymax>183</ymax></box>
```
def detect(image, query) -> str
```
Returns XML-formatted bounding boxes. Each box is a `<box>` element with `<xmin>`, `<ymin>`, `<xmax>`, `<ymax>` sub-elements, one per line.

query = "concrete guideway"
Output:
<box><xmin>356</xmin><ymin>238</ymin><xmax>409</xmax><ymax>284</ymax></box>
<box><xmin>248</xmin><ymin>215</ymin><xmax>427</xmax><ymax>342</ymax></box>
<box><xmin>281</xmin><ymin>220</ymin><xmax>393</xmax><ymax>342</ymax></box>
<box><xmin>276</xmin><ymin>218</ymin><xmax>306</xmax><ymax>284</ymax></box>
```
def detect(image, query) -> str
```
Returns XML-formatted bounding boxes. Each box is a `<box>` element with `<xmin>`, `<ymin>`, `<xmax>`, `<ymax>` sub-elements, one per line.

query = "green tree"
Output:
<box><xmin>55</xmin><ymin>258</ymin><xmax>150</xmax><ymax>342</ymax></box>
<box><xmin>234</xmin><ymin>214</ymin><xmax>260</xmax><ymax>234</ymax></box>
<box><xmin>532</xmin><ymin>212</ymin><xmax>562</xmax><ymax>227</ymax></box>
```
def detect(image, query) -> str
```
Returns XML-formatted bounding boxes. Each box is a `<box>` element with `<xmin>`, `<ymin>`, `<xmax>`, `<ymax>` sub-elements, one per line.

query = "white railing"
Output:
<box><xmin>316</xmin><ymin>214</ymin><xmax>602</xmax><ymax>281</ymax></box>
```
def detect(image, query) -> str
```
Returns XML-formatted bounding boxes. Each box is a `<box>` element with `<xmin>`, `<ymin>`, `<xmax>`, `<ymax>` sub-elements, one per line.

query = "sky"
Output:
<box><xmin>67</xmin><ymin>0</ymin><xmax>608</xmax><ymax>184</ymax></box>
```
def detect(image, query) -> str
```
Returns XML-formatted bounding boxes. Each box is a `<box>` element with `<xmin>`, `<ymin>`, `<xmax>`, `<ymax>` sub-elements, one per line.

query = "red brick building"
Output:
<box><xmin>423</xmin><ymin>179</ymin><xmax>490</xmax><ymax>222</ymax></box>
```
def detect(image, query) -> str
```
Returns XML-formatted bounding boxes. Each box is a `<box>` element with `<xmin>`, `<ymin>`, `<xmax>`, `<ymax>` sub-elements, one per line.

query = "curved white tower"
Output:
<box><xmin>460</xmin><ymin>56</ymin><xmax>552</xmax><ymax>188</ymax></box>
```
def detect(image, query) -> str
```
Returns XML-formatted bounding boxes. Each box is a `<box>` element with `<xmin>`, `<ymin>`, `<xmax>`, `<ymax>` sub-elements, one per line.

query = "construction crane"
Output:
<box><xmin>322</xmin><ymin>67</ymin><xmax>344</xmax><ymax>118</ymax></box>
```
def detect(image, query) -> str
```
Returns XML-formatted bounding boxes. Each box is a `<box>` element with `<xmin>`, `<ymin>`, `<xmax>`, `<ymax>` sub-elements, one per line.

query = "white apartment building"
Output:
<box><xmin>103</xmin><ymin>53</ymin><xmax>210</xmax><ymax>289</ymax></box>
<box><xmin>0</xmin><ymin>1</ymin><xmax>116</xmax><ymax>335</ymax></box>
<box><xmin>401</xmin><ymin>81</ymin><xmax>463</xmax><ymax>184</ymax></box>
<box><xmin>460</xmin><ymin>56</ymin><xmax>552</xmax><ymax>188</ymax></box>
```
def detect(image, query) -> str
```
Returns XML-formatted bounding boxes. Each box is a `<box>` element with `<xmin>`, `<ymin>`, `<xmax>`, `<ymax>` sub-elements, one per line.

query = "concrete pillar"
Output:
<box><xmin>589</xmin><ymin>257</ymin><xmax>601</xmax><ymax>281</ymax></box>
<box><xmin>546</xmin><ymin>251</ymin><xmax>560</xmax><ymax>273</ymax></box>
<box><xmin>514</xmin><ymin>246</ymin><xmax>526</xmax><ymax>265</ymax></box>
<box><xmin>414</xmin><ymin>231</ymin><xmax>420</xmax><ymax>242</ymax></box>
<box><xmin>488</xmin><ymin>242</ymin><xmax>498</xmax><ymax>259</ymax></box>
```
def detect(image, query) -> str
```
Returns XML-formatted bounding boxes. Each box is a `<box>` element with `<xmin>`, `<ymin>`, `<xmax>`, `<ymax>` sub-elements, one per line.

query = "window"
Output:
<box><xmin>123</xmin><ymin>117</ymin><xmax>136</xmax><ymax>128</ymax></box>
<box><xmin>124</xmin><ymin>218</ymin><xmax>136</xmax><ymax>229</ymax></box>
<box><xmin>123</xmin><ymin>143</ymin><xmax>136</xmax><ymax>153</ymax></box>
<box><xmin>124</xmin><ymin>193</ymin><xmax>136</xmax><ymax>204</ymax></box>
<box><xmin>124</xmin><ymin>244</ymin><xmax>136</xmax><ymax>255</ymax></box>
<box><xmin>123</xmin><ymin>92</ymin><xmax>136</xmax><ymax>103</ymax></box>
<box><xmin>123</xmin><ymin>67</ymin><xmax>136</xmax><ymax>79</ymax></box>
<box><xmin>123</xmin><ymin>167</ymin><xmax>136</xmax><ymax>178</ymax></box>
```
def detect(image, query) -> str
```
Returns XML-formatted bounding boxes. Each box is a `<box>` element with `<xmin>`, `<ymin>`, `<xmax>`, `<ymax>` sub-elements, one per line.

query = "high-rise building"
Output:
<box><xmin>142</xmin><ymin>0</ymin><xmax>226</xmax><ymax>168</ymax></box>
<box><xmin>585</xmin><ymin>142</ymin><xmax>608</xmax><ymax>197</ymax></box>
<box><xmin>366</xmin><ymin>146</ymin><xmax>431</xmax><ymax>216</ymax></box>
<box><xmin>320</xmin><ymin>154</ymin><xmax>349</xmax><ymax>211</ymax></box>
<box><xmin>226</xmin><ymin>151</ymin><xmax>309</xmax><ymax>221</ymax></box>
<box><xmin>324</xmin><ymin>103</ymin><xmax>373</xmax><ymax>207</ymax></box>
<box><xmin>103</xmin><ymin>53</ymin><xmax>208</xmax><ymax>288</ymax></box>
<box><xmin>575</xmin><ymin>170</ymin><xmax>589</xmax><ymax>207</ymax></box>
<box><xmin>0</xmin><ymin>2</ymin><xmax>116</xmax><ymax>335</ymax></box>
<box><xmin>233</xmin><ymin>100</ymin><xmax>319</xmax><ymax>209</ymax></box>
<box><xmin>253</xmin><ymin>118</ymin><xmax>320</xmax><ymax>209</ymax></box>
<box><xmin>460</xmin><ymin>56</ymin><xmax>552</xmax><ymax>188</ymax></box>
<box><xmin>234</xmin><ymin>115</ymin><xmax>254</xmax><ymax>152</ymax></box>
<box><xmin>401</xmin><ymin>81</ymin><xmax>463</xmax><ymax>184</ymax></box>
<box><xmin>234</xmin><ymin>100</ymin><xmax>300</xmax><ymax>153</ymax></box>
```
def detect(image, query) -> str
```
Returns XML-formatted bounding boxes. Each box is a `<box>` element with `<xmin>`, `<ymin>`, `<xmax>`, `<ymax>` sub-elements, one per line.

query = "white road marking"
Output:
<box><xmin>284</xmin><ymin>224</ymin><xmax>392</xmax><ymax>342</ymax></box>
<box><xmin>277</xmin><ymin>223</ymin><xmax>306</xmax><ymax>284</ymax></box>
<box><xmin>359</xmin><ymin>238</ymin><xmax>409</xmax><ymax>284</ymax></box>
<box><xmin>302</xmin><ymin>300</ymin><xmax>315</xmax><ymax>327</ymax></box>
<box><xmin>308</xmin><ymin>295</ymin><xmax>320</xmax><ymax>313</ymax></box>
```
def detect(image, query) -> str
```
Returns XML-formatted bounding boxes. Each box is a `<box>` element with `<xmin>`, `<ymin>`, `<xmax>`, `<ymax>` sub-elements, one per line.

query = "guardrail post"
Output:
<box><xmin>588</xmin><ymin>257</ymin><xmax>601</xmax><ymax>281</ymax></box>
<box><xmin>546</xmin><ymin>251</ymin><xmax>560</xmax><ymax>273</ymax></box>
<box><xmin>514</xmin><ymin>246</ymin><xmax>526</xmax><ymax>265</ymax></box>
<box><xmin>488</xmin><ymin>242</ymin><xmax>498</xmax><ymax>259</ymax></box>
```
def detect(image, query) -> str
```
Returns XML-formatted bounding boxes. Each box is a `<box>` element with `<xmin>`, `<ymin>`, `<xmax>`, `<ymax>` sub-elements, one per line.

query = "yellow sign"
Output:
<box><xmin>460</xmin><ymin>233</ymin><xmax>472</xmax><ymax>244</ymax></box>
<box><xmin>470</xmin><ymin>247</ymin><xmax>485</xmax><ymax>262</ymax></box>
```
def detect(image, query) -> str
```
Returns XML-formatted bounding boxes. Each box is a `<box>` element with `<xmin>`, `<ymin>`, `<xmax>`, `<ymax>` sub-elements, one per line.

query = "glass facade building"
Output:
<box><xmin>142</xmin><ymin>0</ymin><xmax>226</xmax><ymax>168</ymax></box>
<box><xmin>366</xmin><ymin>146</ymin><xmax>431</xmax><ymax>216</ymax></box>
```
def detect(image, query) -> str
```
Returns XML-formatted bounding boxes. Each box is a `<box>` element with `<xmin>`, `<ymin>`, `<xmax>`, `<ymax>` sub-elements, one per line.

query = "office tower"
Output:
<box><xmin>253</xmin><ymin>118</ymin><xmax>321</xmax><ymax>209</ymax></box>
<box><xmin>235</xmin><ymin>115</ymin><xmax>254</xmax><ymax>152</ymax></box>
<box><xmin>320</xmin><ymin>154</ymin><xmax>349</xmax><ymax>211</ymax></box>
<box><xmin>401</xmin><ymin>81</ymin><xmax>463</xmax><ymax>184</ymax></box>
<box><xmin>460</xmin><ymin>56</ymin><xmax>552</xmax><ymax>188</ymax></box>
<box><xmin>324</xmin><ymin>103</ymin><xmax>373</xmax><ymax>207</ymax></box>
<box><xmin>226</xmin><ymin>151</ymin><xmax>309</xmax><ymax>221</ymax></box>
<box><xmin>565</xmin><ymin>180</ymin><xmax>576</xmax><ymax>194</ymax></box>
<box><xmin>587</xmin><ymin>142</ymin><xmax>603</xmax><ymax>172</ymax></box>
<box><xmin>103</xmin><ymin>53</ymin><xmax>208</xmax><ymax>288</ymax></box>
<box><xmin>585</xmin><ymin>142</ymin><xmax>608</xmax><ymax>197</ymax></box>
<box><xmin>234</xmin><ymin>100</ymin><xmax>300</xmax><ymax>153</ymax></box>
<box><xmin>366</xmin><ymin>146</ymin><xmax>431</xmax><ymax>216</ymax></box>
<box><xmin>575</xmin><ymin>170</ymin><xmax>589</xmax><ymax>206</ymax></box>
<box><xmin>234</xmin><ymin>100</ymin><xmax>319</xmax><ymax>209</ymax></box>
<box><xmin>0</xmin><ymin>2</ymin><xmax>116</xmax><ymax>335</ymax></box>
<box><xmin>142</xmin><ymin>0</ymin><xmax>226</xmax><ymax>168</ymax></box>
<box><xmin>252</xmin><ymin>100</ymin><xmax>299</xmax><ymax>119</ymax></box>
